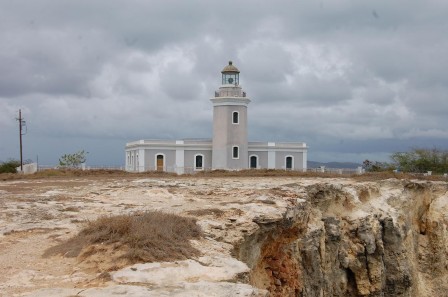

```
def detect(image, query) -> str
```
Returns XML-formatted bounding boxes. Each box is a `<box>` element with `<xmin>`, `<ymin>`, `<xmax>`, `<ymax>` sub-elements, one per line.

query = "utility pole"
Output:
<box><xmin>16</xmin><ymin>109</ymin><xmax>26</xmax><ymax>172</ymax></box>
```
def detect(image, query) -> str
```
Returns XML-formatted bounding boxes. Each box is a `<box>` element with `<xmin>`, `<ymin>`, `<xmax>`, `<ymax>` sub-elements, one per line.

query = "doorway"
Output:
<box><xmin>156</xmin><ymin>155</ymin><xmax>164</xmax><ymax>171</ymax></box>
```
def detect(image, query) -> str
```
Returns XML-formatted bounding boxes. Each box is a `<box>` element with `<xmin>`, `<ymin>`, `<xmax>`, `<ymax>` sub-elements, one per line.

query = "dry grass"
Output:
<box><xmin>44</xmin><ymin>211</ymin><xmax>202</xmax><ymax>264</ymax></box>
<box><xmin>1</xmin><ymin>168</ymin><xmax>447</xmax><ymax>182</ymax></box>
<box><xmin>350</xmin><ymin>171</ymin><xmax>448</xmax><ymax>182</ymax></box>
<box><xmin>188</xmin><ymin>169</ymin><xmax>448</xmax><ymax>181</ymax></box>
<box><xmin>190</xmin><ymin>169</ymin><xmax>321</xmax><ymax>178</ymax></box>
<box><xmin>0</xmin><ymin>169</ymin><xmax>178</xmax><ymax>181</ymax></box>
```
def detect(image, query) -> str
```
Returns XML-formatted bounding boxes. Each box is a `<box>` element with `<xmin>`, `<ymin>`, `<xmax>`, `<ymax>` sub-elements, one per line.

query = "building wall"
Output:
<box><xmin>126</xmin><ymin>143</ymin><xmax>307</xmax><ymax>173</ymax></box>
<box><xmin>16</xmin><ymin>163</ymin><xmax>38</xmax><ymax>174</ymax></box>
<box><xmin>125</xmin><ymin>150</ymin><xmax>138</xmax><ymax>171</ymax></box>
<box><xmin>184</xmin><ymin>149</ymin><xmax>213</xmax><ymax>172</ymax></box>
<box><xmin>144</xmin><ymin>149</ymin><xmax>176</xmax><ymax>171</ymax></box>
<box><xmin>275</xmin><ymin>151</ymin><xmax>304</xmax><ymax>170</ymax></box>
<box><xmin>212</xmin><ymin>104</ymin><xmax>248</xmax><ymax>170</ymax></box>
<box><xmin>248</xmin><ymin>151</ymin><xmax>268</xmax><ymax>169</ymax></box>
<box><xmin>295</xmin><ymin>152</ymin><xmax>305</xmax><ymax>170</ymax></box>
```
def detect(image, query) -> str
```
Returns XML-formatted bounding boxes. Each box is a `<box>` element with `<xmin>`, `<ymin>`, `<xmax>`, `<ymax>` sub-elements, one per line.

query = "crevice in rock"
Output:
<box><xmin>346</xmin><ymin>267</ymin><xmax>358</xmax><ymax>297</ymax></box>
<box><xmin>364</xmin><ymin>248</ymin><xmax>372</xmax><ymax>284</ymax></box>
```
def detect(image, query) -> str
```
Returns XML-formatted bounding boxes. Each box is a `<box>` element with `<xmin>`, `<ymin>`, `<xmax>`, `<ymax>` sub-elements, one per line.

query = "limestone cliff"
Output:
<box><xmin>234</xmin><ymin>179</ymin><xmax>448</xmax><ymax>297</ymax></box>
<box><xmin>1</xmin><ymin>176</ymin><xmax>447</xmax><ymax>297</ymax></box>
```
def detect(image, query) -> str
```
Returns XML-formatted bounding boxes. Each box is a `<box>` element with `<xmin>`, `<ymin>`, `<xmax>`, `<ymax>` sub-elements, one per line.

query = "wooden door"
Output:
<box><xmin>156</xmin><ymin>155</ymin><xmax>164</xmax><ymax>171</ymax></box>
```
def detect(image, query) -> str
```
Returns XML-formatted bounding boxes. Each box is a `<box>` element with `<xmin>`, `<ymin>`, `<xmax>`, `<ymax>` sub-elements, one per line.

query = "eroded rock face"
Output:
<box><xmin>235</xmin><ymin>180</ymin><xmax>448</xmax><ymax>297</ymax></box>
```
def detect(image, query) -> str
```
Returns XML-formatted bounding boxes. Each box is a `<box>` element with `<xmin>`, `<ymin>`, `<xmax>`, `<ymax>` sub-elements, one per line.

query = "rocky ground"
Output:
<box><xmin>0</xmin><ymin>175</ymin><xmax>447</xmax><ymax>297</ymax></box>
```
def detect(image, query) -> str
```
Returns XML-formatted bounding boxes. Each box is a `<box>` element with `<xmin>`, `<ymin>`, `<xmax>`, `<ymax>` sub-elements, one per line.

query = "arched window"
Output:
<box><xmin>232</xmin><ymin>146</ymin><xmax>239</xmax><ymax>159</ymax></box>
<box><xmin>250</xmin><ymin>155</ymin><xmax>258</xmax><ymax>169</ymax></box>
<box><xmin>194</xmin><ymin>154</ymin><xmax>204</xmax><ymax>170</ymax></box>
<box><xmin>232</xmin><ymin>111</ymin><xmax>239</xmax><ymax>124</ymax></box>
<box><xmin>286</xmin><ymin>156</ymin><xmax>293</xmax><ymax>170</ymax></box>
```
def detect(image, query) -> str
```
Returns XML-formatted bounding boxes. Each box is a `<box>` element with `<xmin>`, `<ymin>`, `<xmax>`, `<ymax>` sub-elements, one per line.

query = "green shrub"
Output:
<box><xmin>391</xmin><ymin>148</ymin><xmax>448</xmax><ymax>173</ymax></box>
<box><xmin>0</xmin><ymin>160</ymin><xmax>21</xmax><ymax>173</ymax></box>
<box><xmin>59</xmin><ymin>150</ymin><xmax>88</xmax><ymax>168</ymax></box>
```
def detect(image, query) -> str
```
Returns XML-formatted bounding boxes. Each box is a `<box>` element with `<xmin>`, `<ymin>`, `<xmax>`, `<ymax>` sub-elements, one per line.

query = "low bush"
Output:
<box><xmin>44</xmin><ymin>211</ymin><xmax>202</xmax><ymax>264</ymax></box>
<box><xmin>0</xmin><ymin>160</ymin><xmax>20</xmax><ymax>173</ymax></box>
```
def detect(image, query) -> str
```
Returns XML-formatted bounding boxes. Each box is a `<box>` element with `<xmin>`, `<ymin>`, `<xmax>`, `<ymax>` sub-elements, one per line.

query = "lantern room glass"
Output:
<box><xmin>222</xmin><ymin>73</ymin><xmax>239</xmax><ymax>85</ymax></box>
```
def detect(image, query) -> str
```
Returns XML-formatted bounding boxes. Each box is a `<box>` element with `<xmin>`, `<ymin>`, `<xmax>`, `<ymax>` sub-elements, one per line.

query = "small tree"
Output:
<box><xmin>363</xmin><ymin>160</ymin><xmax>373</xmax><ymax>171</ymax></box>
<box><xmin>59</xmin><ymin>150</ymin><xmax>88</xmax><ymax>168</ymax></box>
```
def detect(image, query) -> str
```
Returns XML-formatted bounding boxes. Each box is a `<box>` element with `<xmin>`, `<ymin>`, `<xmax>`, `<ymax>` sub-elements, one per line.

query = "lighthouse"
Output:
<box><xmin>210</xmin><ymin>61</ymin><xmax>250</xmax><ymax>170</ymax></box>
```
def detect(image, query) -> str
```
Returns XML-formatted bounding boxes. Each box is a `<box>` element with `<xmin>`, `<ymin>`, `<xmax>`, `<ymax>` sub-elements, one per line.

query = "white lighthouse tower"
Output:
<box><xmin>211</xmin><ymin>61</ymin><xmax>250</xmax><ymax>170</ymax></box>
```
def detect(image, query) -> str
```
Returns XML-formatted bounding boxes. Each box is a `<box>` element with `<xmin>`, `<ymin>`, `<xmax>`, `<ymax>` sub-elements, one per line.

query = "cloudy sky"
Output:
<box><xmin>1</xmin><ymin>0</ymin><xmax>447</xmax><ymax>166</ymax></box>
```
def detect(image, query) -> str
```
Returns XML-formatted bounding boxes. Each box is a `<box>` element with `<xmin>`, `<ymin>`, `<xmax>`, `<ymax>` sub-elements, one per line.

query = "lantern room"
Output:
<box><xmin>221</xmin><ymin>61</ymin><xmax>240</xmax><ymax>85</ymax></box>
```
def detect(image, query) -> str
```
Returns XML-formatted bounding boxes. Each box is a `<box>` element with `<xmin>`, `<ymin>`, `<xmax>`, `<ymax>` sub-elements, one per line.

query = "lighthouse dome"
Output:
<box><xmin>221</xmin><ymin>61</ymin><xmax>240</xmax><ymax>73</ymax></box>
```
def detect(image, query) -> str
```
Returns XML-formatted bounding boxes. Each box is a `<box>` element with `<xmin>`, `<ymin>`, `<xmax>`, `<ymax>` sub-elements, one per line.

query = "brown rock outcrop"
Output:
<box><xmin>235</xmin><ymin>179</ymin><xmax>448</xmax><ymax>297</ymax></box>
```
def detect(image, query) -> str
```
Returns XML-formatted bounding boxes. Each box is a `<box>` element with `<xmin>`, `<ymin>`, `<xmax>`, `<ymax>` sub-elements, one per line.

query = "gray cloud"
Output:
<box><xmin>1</xmin><ymin>0</ymin><xmax>447</xmax><ymax>165</ymax></box>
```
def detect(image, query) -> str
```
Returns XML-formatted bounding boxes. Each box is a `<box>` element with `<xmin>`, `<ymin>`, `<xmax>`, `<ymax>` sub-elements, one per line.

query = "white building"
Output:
<box><xmin>125</xmin><ymin>62</ymin><xmax>307</xmax><ymax>173</ymax></box>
